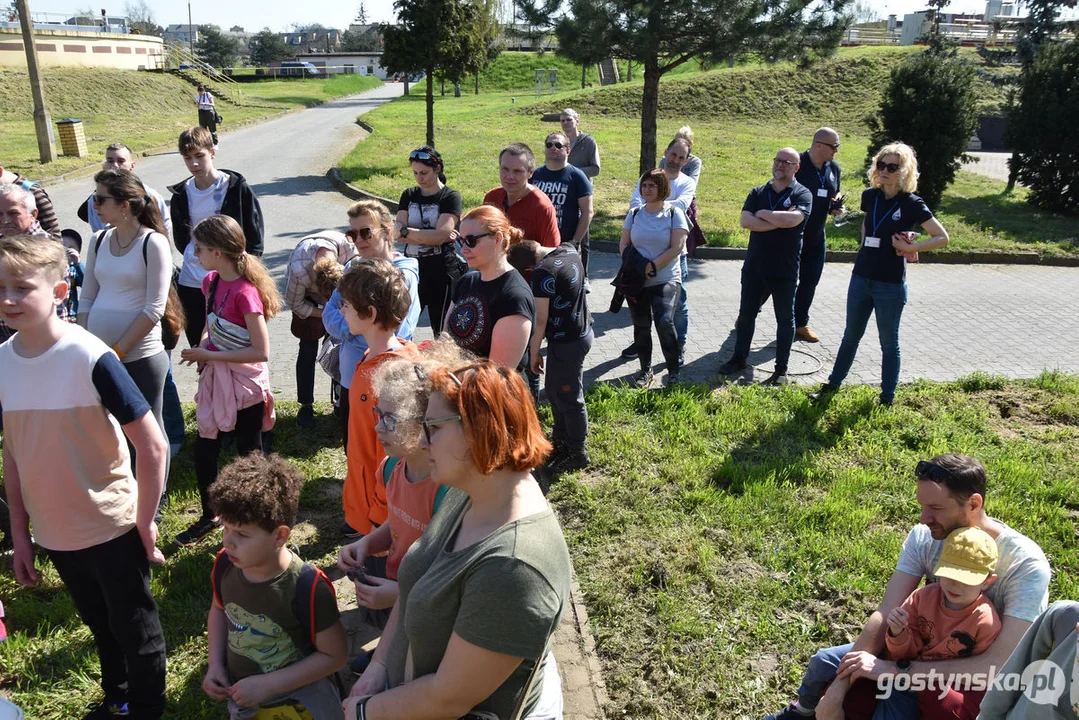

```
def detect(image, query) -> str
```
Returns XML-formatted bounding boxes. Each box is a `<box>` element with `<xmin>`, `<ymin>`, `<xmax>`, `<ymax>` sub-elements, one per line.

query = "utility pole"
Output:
<box><xmin>188</xmin><ymin>1</ymin><xmax>194</xmax><ymax>55</ymax></box>
<box><xmin>15</xmin><ymin>0</ymin><xmax>57</xmax><ymax>163</ymax></box>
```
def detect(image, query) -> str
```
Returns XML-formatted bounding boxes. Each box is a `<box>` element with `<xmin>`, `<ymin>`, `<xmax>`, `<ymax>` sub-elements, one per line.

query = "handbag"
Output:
<box><xmin>290</xmin><ymin>312</ymin><xmax>326</xmax><ymax>342</ymax></box>
<box><xmin>214</xmin><ymin>111</ymin><xmax>223</xmax><ymax>124</ymax></box>
<box><xmin>317</xmin><ymin>334</ymin><xmax>342</xmax><ymax>383</ymax></box>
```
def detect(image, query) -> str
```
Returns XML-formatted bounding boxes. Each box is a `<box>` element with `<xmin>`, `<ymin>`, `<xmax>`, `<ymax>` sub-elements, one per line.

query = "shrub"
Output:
<box><xmin>864</xmin><ymin>51</ymin><xmax>979</xmax><ymax>209</ymax></box>
<box><xmin>1007</xmin><ymin>39</ymin><xmax>1079</xmax><ymax>213</ymax></box>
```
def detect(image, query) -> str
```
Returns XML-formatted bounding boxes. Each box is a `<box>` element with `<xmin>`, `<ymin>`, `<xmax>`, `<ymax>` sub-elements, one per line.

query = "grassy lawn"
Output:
<box><xmin>338</xmin><ymin>48</ymin><xmax>1077</xmax><ymax>256</ymax></box>
<box><xmin>2</xmin><ymin>372</ymin><xmax>1078</xmax><ymax>717</ymax></box>
<box><xmin>0</xmin><ymin>69</ymin><xmax>382</xmax><ymax>179</ymax></box>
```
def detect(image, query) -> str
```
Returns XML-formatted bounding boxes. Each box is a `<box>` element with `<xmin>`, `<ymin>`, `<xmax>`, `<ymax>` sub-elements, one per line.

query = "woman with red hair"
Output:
<box><xmin>444</xmin><ymin>206</ymin><xmax>535</xmax><ymax>370</ymax></box>
<box><xmin>344</xmin><ymin>359</ymin><xmax>572</xmax><ymax>720</ymax></box>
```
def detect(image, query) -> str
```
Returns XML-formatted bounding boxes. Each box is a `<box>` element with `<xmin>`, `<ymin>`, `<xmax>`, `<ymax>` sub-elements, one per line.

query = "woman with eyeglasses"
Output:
<box><xmin>78</xmin><ymin>168</ymin><xmax>174</xmax><ymax>491</ymax></box>
<box><xmin>444</xmin><ymin>206</ymin><xmax>535</xmax><ymax>370</ymax></box>
<box><xmin>815</xmin><ymin>142</ymin><xmax>949</xmax><ymax>406</ymax></box>
<box><xmin>344</xmin><ymin>360</ymin><xmax>571</xmax><ymax>720</ymax></box>
<box><xmin>395</xmin><ymin>146</ymin><xmax>464</xmax><ymax>336</ymax></box>
<box><xmin>323</xmin><ymin>201</ymin><xmax>420</xmax><ymax>460</ymax></box>
<box><xmin>621</xmin><ymin>168</ymin><xmax>689</xmax><ymax>388</ymax></box>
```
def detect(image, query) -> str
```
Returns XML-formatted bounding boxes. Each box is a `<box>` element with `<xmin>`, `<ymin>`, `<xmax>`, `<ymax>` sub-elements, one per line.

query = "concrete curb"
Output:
<box><xmin>563</xmin><ymin>574</ymin><xmax>610</xmax><ymax>719</ymax></box>
<box><xmin>327</xmin><ymin>174</ymin><xmax>1079</xmax><ymax>267</ymax></box>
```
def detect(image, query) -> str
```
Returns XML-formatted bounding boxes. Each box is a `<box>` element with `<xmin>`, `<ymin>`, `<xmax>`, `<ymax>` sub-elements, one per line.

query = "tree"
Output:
<box><xmin>1006</xmin><ymin>39</ymin><xmax>1079</xmax><ymax>212</ymax></box>
<box><xmin>468</xmin><ymin>0</ymin><xmax>503</xmax><ymax>93</ymax></box>
<box><xmin>124</xmin><ymin>0</ymin><xmax>162</xmax><ymax>36</ymax></box>
<box><xmin>551</xmin><ymin>0</ymin><xmax>609</xmax><ymax>88</ymax></box>
<box><xmin>382</xmin><ymin>0</ymin><xmax>490</xmax><ymax>146</ymax></box>
<box><xmin>196</xmin><ymin>24</ymin><xmax>242</xmax><ymax>68</ymax></box>
<box><xmin>250</xmin><ymin>28</ymin><xmax>292</xmax><ymax>66</ymax></box>
<box><xmin>863</xmin><ymin>51</ymin><xmax>979</xmax><ymax>209</ymax></box>
<box><xmin>341</xmin><ymin>25</ymin><xmax>382</xmax><ymax>52</ymax></box>
<box><xmin>355</xmin><ymin>3</ymin><xmax>368</xmax><ymax>24</ymax></box>
<box><xmin>548</xmin><ymin>0</ymin><xmax>853</xmax><ymax>175</ymax></box>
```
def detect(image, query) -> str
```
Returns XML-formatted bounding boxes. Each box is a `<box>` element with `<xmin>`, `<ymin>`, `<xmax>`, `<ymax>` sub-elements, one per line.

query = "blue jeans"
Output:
<box><xmin>797</xmin><ymin>643</ymin><xmax>918</xmax><ymax>720</ymax></box>
<box><xmin>795</xmin><ymin>239</ymin><xmax>826</xmax><ymax>328</ymax></box>
<box><xmin>675</xmin><ymin>253</ymin><xmax>689</xmax><ymax>347</ymax></box>
<box><xmin>828</xmin><ymin>273</ymin><xmax>907</xmax><ymax>403</ymax></box>
<box><xmin>733</xmin><ymin>270</ymin><xmax>796</xmax><ymax>371</ymax></box>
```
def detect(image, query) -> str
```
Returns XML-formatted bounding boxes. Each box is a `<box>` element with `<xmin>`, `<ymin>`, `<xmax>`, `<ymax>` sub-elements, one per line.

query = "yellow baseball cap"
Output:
<box><xmin>934</xmin><ymin>527</ymin><xmax>999</xmax><ymax>585</ymax></box>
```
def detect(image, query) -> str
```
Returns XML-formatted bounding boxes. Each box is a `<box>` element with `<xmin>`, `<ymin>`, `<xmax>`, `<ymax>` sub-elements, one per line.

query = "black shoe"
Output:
<box><xmin>809</xmin><ymin>383</ymin><xmax>837</xmax><ymax>401</ymax></box>
<box><xmin>621</xmin><ymin>342</ymin><xmax>639</xmax><ymax>359</ymax></box>
<box><xmin>665</xmin><ymin>371</ymin><xmax>682</xmax><ymax>387</ymax></box>
<box><xmin>341</xmin><ymin>522</ymin><xmax>363</xmax><ymax>539</ymax></box>
<box><xmin>762</xmin><ymin>370</ymin><xmax>789</xmax><ymax>386</ymax></box>
<box><xmin>633</xmin><ymin>368</ymin><xmax>654</xmax><ymax>388</ymax></box>
<box><xmin>764</xmin><ymin>702</ymin><xmax>815</xmax><ymax>720</ymax></box>
<box><xmin>550</xmin><ymin>447</ymin><xmax>590</xmax><ymax>474</ymax></box>
<box><xmin>880</xmin><ymin>397</ymin><xmax>894</xmax><ymax>407</ymax></box>
<box><xmin>83</xmin><ymin>698</ymin><xmax>129</xmax><ymax>719</ymax></box>
<box><xmin>717</xmin><ymin>357</ymin><xmax>747</xmax><ymax>375</ymax></box>
<box><xmin>296</xmin><ymin>404</ymin><xmax>316</xmax><ymax>429</ymax></box>
<box><xmin>174</xmin><ymin>516</ymin><xmax>220</xmax><ymax>547</ymax></box>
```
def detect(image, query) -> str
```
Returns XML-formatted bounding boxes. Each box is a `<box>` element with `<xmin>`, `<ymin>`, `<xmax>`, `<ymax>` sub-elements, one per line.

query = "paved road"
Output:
<box><xmin>967</xmin><ymin>151</ymin><xmax>1012</xmax><ymax>183</ymax></box>
<box><xmin>44</xmin><ymin>86</ymin><xmax>1079</xmax><ymax>402</ymax></box>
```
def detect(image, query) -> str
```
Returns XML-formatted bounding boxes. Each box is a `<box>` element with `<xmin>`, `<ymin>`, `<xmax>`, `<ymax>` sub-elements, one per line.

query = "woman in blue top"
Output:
<box><xmin>815</xmin><ymin>142</ymin><xmax>949</xmax><ymax>406</ymax></box>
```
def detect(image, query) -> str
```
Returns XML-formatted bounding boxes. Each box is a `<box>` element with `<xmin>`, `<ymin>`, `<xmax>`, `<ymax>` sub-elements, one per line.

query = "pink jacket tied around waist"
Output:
<box><xmin>195</xmin><ymin>359</ymin><xmax>275</xmax><ymax>439</ymax></box>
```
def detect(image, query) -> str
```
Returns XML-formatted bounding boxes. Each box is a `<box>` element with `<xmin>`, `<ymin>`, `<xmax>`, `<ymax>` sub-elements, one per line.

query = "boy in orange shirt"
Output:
<box><xmin>339</xmin><ymin>258</ymin><xmax>418</xmax><ymax>537</ymax></box>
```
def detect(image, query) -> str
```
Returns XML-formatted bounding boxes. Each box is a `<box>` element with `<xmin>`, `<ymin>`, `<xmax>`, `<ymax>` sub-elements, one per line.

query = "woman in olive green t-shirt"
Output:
<box><xmin>344</xmin><ymin>360</ymin><xmax>572</xmax><ymax>720</ymax></box>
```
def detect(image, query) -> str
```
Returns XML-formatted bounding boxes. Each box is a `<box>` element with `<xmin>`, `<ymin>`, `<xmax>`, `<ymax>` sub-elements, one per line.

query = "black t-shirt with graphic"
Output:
<box><xmin>398</xmin><ymin>185</ymin><xmax>464</xmax><ymax>258</ymax></box>
<box><xmin>741</xmin><ymin>180</ymin><xmax>814</xmax><ymax>280</ymax></box>
<box><xmin>853</xmin><ymin>188</ymin><xmax>934</xmax><ymax>284</ymax></box>
<box><xmin>531</xmin><ymin>245</ymin><xmax>591</xmax><ymax>343</ymax></box>
<box><xmin>448</xmin><ymin>269</ymin><xmax>535</xmax><ymax>367</ymax></box>
<box><xmin>795</xmin><ymin>150</ymin><xmax>842</xmax><ymax>246</ymax></box>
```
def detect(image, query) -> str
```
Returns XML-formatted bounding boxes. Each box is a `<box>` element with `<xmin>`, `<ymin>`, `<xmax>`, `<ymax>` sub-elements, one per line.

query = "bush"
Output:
<box><xmin>864</xmin><ymin>51</ymin><xmax>979</xmax><ymax>209</ymax></box>
<box><xmin>1007</xmin><ymin>39</ymin><xmax>1079</xmax><ymax>213</ymax></box>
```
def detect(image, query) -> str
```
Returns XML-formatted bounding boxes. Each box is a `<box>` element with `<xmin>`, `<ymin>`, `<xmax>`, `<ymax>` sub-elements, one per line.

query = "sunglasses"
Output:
<box><xmin>817</xmin><ymin>141</ymin><xmax>841</xmax><ymax>150</ymax></box>
<box><xmin>545</xmin><ymin>141</ymin><xmax>567</xmax><ymax>149</ymax></box>
<box><xmin>93</xmin><ymin>194</ymin><xmax>119</xmax><ymax>205</ymax></box>
<box><xmin>410</xmin><ymin>150</ymin><xmax>440</xmax><ymax>164</ymax></box>
<box><xmin>347</xmin><ymin>227</ymin><xmax>376</xmax><ymax>241</ymax></box>
<box><xmin>916</xmin><ymin>460</ymin><xmax>955</xmax><ymax>484</ymax></box>
<box><xmin>457</xmin><ymin>231</ymin><xmax>491</xmax><ymax>248</ymax></box>
<box><xmin>422</xmin><ymin>415</ymin><xmax>462</xmax><ymax>444</ymax></box>
<box><xmin>773</xmin><ymin>158</ymin><xmax>798</xmax><ymax>167</ymax></box>
<box><xmin>876</xmin><ymin>160</ymin><xmax>901</xmax><ymax>173</ymax></box>
<box><xmin>372</xmin><ymin>405</ymin><xmax>416</xmax><ymax>434</ymax></box>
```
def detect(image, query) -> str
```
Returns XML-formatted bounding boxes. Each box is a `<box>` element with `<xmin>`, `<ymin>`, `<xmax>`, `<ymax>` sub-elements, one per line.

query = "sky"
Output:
<box><xmin>21</xmin><ymin>0</ymin><xmax>1075</xmax><ymax>32</ymax></box>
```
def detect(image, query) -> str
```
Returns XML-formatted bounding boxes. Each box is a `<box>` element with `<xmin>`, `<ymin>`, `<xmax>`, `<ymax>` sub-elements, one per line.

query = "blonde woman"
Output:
<box><xmin>815</xmin><ymin>142</ymin><xmax>949</xmax><ymax>406</ymax></box>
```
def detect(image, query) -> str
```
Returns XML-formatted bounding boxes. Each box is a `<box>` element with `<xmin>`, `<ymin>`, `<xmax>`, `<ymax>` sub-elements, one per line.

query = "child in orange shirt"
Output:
<box><xmin>339</xmin><ymin>258</ymin><xmax>418</xmax><ymax>537</ymax></box>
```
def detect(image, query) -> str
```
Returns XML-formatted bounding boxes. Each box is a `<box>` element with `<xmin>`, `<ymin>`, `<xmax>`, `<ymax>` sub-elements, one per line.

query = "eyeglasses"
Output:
<box><xmin>422</xmin><ymin>415</ymin><xmax>462</xmax><ymax>444</ymax></box>
<box><xmin>876</xmin><ymin>160</ymin><xmax>901</xmax><ymax>173</ymax></box>
<box><xmin>817</xmin><ymin>141</ymin><xmax>841</xmax><ymax>151</ymax></box>
<box><xmin>916</xmin><ymin>460</ymin><xmax>955</xmax><ymax>484</ymax></box>
<box><xmin>93</xmin><ymin>194</ymin><xmax>119</xmax><ymax>205</ymax></box>
<box><xmin>773</xmin><ymin>158</ymin><xmax>799</xmax><ymax>167</ymax></box>
<box><xmin>347</xmin><ymin>227</ymin><xmax>376</xmax><ymax>241</ymax></box>
<box><xmin>372</xmin><ymin>405</ymin><xmax>416</xmax><ymax>433</ymax></box>
<box><xmin>457</xmin><ymin>231</ymin><xmax>491</xmax><ymax>248</ymax></box>
<box><xmin>545</xmin><ymin>141</ymin><xmax>567</xmax><ymax>149</ymax></box>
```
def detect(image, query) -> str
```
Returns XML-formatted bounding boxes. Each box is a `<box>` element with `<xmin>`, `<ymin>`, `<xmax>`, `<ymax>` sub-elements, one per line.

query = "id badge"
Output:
<box><xmin>865</xmin><ymin>236</ymin><xmax>881</xmax><ymax>248</ymax></box>
<box><xmin>817</xmin><ymin>188</ymin><xmax>829</xmax><ymax>198</ymax></box>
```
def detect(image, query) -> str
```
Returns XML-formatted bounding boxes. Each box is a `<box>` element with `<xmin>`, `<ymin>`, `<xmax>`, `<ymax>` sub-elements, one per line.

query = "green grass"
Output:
<box><xmin>547</xmin><ymin>371</ymin><xmax>1079</xmax><ymax>719</ymax></box>
<box><xmin>3</xmin><ymin>374</ymin><xmax>1078</xmax><ymax>718</ymax></box>
<box><xmin>0</xmin><ymin>68</ymin><xmax>382</xmax><ymax>179</ymax></box>
<box><xmin>470</xmin><ymin>50</ymin><xmax>707</xmax><ymax>93</ymax></box>
<box><xmin>337</xmin><ymin>54</ymin><xmax>1079</xmax><ymax>255</ymax></box>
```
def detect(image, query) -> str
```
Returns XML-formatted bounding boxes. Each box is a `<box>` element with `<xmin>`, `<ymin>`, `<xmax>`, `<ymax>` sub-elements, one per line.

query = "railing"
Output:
<box><xmin>221</xmin><ymin>64</ymin><xmax>384</xmax><ymax>80</ymax></box>
<box><xmin>162</xmin><ymin>43</ymin><xmax>241</xmax><ymax>87</ymax></box>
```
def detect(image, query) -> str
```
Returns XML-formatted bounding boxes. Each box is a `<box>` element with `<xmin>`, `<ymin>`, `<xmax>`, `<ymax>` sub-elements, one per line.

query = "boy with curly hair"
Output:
<box><xmin>203</xmin><ymin>453</ymin><xmax>347</xmax><ymax>719</ymax></box>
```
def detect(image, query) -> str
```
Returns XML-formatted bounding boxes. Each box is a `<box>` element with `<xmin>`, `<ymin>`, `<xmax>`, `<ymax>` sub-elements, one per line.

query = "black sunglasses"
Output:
<box><xmin>817</xmin><ymin>141</ymin><xmax>840</xmax><ymax>150</ymax></box>
<box><xmin>347</xmin><ymin>227</ymin><xmax>376</xmax><ymax>241</ymax></box>
<box><xmin>93</xmin><ymin>194</ymin><xmax>119</xmax><ymax>205</ymax></box>
<box><xmin>876</xmin><ymin>160</ymin><xmax>901</xmax><ymax>173</ymax></box>
<box><xmin>410</xmin><ymin>150</ymin><xmax>441</xmax><ymax>164</ymax></box>
<box><xmin>916</xmin><ymin>460</ymin><xmax>954</xmax><ymax>484</ymax></box>
<box><xmin>545</xmin><ymin>141</ymin><xmax>566</xmax><ymax>149</ymax></box>
<box><xmin>457</xmin><ymin>231</ymin><xmax>491</xmax><ymax>248</ymax></box>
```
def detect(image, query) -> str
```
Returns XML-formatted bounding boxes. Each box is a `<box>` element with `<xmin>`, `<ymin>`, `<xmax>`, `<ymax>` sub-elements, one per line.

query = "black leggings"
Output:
<box><xmin>178</xmin><ymin>284</ymin><xmax>206</xmax><ymax>348</ymax></box>
<box><xmin>194</xmin><ymin>402</ymin><xmax>264</xmax><ymax>517</ymax></box>
<box><xmin>123</xmin><ymin>351</ymin><xmax>171</xmax><ymax>491</ymax></box>
<box><xmin>417</xmin><ymin>255</ymin><xmax>453</xmax><ymax>336</ymax></box>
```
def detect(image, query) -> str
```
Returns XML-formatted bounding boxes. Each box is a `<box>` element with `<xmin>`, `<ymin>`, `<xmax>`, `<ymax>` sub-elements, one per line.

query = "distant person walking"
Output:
<box><xmin>195</xmin><ymin>85</ymin><xmax>218</xmax><ymax>147</ymax></box>
<box><xmin>560</xmin><ymin>108</ymin><xmax>600</xmax><ymax>278</ymax></box>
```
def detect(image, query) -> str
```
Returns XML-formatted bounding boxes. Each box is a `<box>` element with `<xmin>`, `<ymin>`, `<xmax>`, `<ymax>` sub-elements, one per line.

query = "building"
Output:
<box><xmin>280</xmin><ymin>28</ymin><xmax>342</xmax><ymax>54</ymax></box>
<box><xmin>295</xmin><ymin>51</ymin><xmax>389</xmax><ymax>79</ymax></box>
<box><xmin>163</xmin><ymin>23</ymin><xmax>198</xmax><ymax>45</ymax></box>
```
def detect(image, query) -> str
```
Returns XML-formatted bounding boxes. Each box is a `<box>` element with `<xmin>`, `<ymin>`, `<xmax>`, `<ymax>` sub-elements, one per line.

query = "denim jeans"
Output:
<box><xmin>796</xmin><ymin>643</ymin><xmax>918</xmax><ymax>720</ymax></box>
<box><xmin>828</xmin><ymin>273</ymin><xmax>907</xmax><ymax>403</ymax></box>
<box><xmin>546</xmin><ymin>330</ymin><xmax>593</xmax><ymax>450</ymax></box>
<box><xmin>795</xmin><ymin>239</ymin><xmax>827</xmax><ymax>328</ymax></box>
<box><xmin>733</xmin><ymin>270</ymin><xmax>797</xmax><ymax>372</ymax></box>
<box><xmin>675</xmin><ymin>253</ymin><xmax>689</xmax><ymax>346</ymax></box>
<box><xmin>628</xmin><ymin>281</ymin><xmax>681</xmax><ymax>374</ymax></box>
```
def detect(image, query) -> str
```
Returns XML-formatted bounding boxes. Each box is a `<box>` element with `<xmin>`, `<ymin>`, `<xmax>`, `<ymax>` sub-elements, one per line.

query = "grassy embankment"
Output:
<box><xmin>2</xmin><ymin>372</ymin><xmax>1078</xmax><ymax>718</ymax></box>
<box><xmin>338</xmin><ymin>47</ymin><xmax>1076</xmax><ymax>256</ymax></box>
<box><xmin>0</xmin><ymin>68</ymin><xmax>382</xmax><ymax>178</ymax></box>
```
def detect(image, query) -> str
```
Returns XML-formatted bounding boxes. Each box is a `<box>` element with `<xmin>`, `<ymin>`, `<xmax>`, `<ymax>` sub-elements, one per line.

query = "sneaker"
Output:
<box><xmin>83</xmin><ymin>698</ymin><xmax>129</xmax><ymax>719</ymax></box>
<box><xmin>809</xmin><ymin>383</ymin><xmax>837</xmax><ymax>401</ymax></box>
<box><xmin>764</xmin><ymin>701</ymin><xmax>815</xmax><ymax>720</ymax></box>
<box><xmin>583</xmin><ymin>277</ymin><xmax>592</xmax><ymax>294</ymax></box>
<box><xmin>665</xmin><ymin>371</ymin><xmax>682</xmax><ymax>387</ymax></box>
<box><xmin>632</xmin><ymin>369</ymin><xmax>654</xmax><ymax>388</ymax></box>
<box><xmin>796</xmin><ymin>326</ymin><xmax>820</xmax><ymax>343</ymax></box>
<box><xmin>621</xmin><ymin>342</ymin><xmax>639</xmax><ymax>359</ymax></box>
<box><xmin>717</xmin><ymin>357</ymin><xmax>747</xmax><ymax>375</ymax></box>
<box><xmin>174</xmin><ymin>516</ymin><xmax>220</xmax><ymax>547</ymax></box>
<box><xmin>550</xmin><ymin>447</ymin><xmax>590</xmax><ymax>474</ymax></box>
<box><xmin>762</xmin><ymin>370</ymin><xmax>789</xmax><ymax>386</ymax></box>
<box><xmin>341</xmin><ymin>522</ymin><xmax>363</xmax><ymax>539</ymax></box>
<box><xmin>297</xmin><ymin>404</ymin><xmax>316</xmax><ymax>429</ymax></box>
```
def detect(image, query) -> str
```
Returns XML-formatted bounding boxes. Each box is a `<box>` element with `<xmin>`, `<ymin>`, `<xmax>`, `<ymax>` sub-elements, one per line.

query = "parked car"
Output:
<box><xmin>279</xmin><ymin>61</ymin><xmax>321</xmax><ymax>77</ymax></box>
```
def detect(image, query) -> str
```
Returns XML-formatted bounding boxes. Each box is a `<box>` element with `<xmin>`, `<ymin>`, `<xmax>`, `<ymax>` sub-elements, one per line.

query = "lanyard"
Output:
<box><xmin>768</xmin><ymin>186</ymin><xmax>792</xmax><ymax>211</ymax></box>
<box><xmin>815</xmin><ymin>162</ymin><xmax>830</xmax><ymax>190</ymax></box>
<box><xmin>871</xmin><ymin>193</ymin><xmax>901</xmax><ymax>237</ymax></box>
